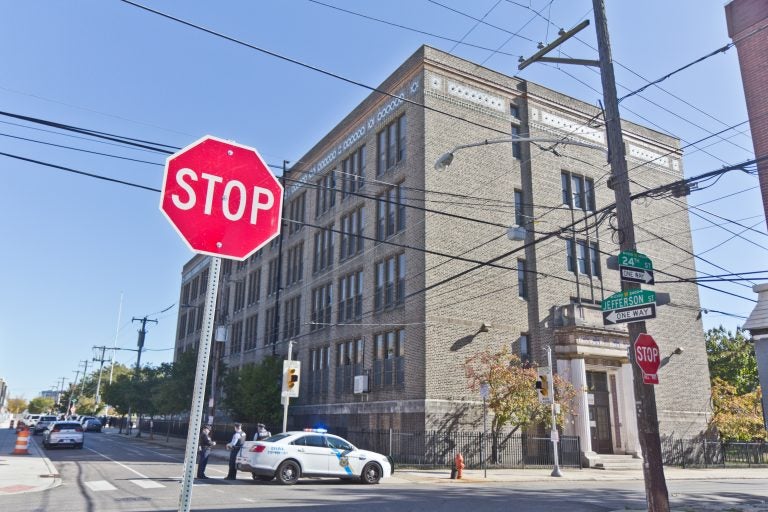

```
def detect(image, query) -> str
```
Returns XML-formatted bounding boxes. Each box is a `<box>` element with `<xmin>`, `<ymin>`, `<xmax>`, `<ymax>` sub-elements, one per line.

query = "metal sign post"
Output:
<box><xmin>480</xmin><ymin>383</ymin><xmax>489</xmax><ymax>479</ymax></box>
<box><xmin>547</xmin><ymin>346</ymin><xmax>562</xmax><ymax>477</ymax></box>
<box><xmin>282</xmin><ymin>340</ymin><xmax>294</xmax><ymax>433</ymax></box>
<box><xmin>178</xmin><ymin>256</ymin><xmax>221</xmax><ymax>512</ymax></box>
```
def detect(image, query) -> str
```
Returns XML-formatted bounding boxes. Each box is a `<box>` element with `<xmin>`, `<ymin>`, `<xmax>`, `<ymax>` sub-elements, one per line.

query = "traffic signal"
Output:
<box><xmin>536</xmin><ymin>374</ymin><xmax>549</xmax><ymax>398</ymax></box>
<box><xmin>287</xmin><ymin>368</ymin><xmax>300</xmax><ymax>390</ymax></box>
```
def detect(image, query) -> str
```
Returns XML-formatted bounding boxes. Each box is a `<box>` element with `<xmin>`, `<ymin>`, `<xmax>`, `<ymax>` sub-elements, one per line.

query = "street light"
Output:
<box><xmin>434</xmin><ymin>136</ymin><xmax>606</xmax><ymax>171</ymax></box>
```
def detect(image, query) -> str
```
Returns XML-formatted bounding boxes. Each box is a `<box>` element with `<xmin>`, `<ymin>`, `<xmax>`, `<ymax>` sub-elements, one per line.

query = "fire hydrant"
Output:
<box><xmin>454</xmin><ymin>453</ymin><xmax>465</xmax><ymax>479</ymax></box>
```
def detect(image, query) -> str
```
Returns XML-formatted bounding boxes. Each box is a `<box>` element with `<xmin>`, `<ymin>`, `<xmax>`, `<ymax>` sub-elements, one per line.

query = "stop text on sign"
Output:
<box><xmin>635</xmin><ymin>345</ymin><xmax>659</xmax><ymax>363</ymax></box>
<box><xmin>171</xmin><ymin>168</ymin><xmax>275</xmax><ymax>224</ymax></box>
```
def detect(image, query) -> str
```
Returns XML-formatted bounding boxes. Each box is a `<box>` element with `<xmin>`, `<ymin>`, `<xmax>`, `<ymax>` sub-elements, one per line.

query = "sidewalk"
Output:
<box><xmin>0</xmin><ymin>421</ymin><xmax>61</xmax><ymax>496</ymax></box>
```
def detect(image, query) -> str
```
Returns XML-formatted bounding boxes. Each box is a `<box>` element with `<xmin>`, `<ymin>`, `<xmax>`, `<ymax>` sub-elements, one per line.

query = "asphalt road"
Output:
<box><xmin>5</xmin><ymin>431</ymin><xmax>768</xmax><ymax>511</ymax></box>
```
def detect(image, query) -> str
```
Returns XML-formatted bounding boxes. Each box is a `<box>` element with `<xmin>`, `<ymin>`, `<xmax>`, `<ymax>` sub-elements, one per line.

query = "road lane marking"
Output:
<box><xmin>130</xmin><ymin>479</ymin><xmax>165</xmax><ymax>489</ymax></box>
<box><xmin>85</xmin><ymin>447</ymin><xmax>152</xmax><ymax>479</ymax></box>
<box><xmin>85</xmin><ymin>480</ymin><xmax>117</xmax><ymax>492</ymax></box>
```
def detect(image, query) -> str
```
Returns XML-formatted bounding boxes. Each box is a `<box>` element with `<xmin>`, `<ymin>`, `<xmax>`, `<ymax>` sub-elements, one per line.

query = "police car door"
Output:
<box><xmin>294</xmin><ymin>434</ymin><xmax>330</xmax><ymax>475</ymax></box>
<box><xmin>325</xmin><ymin>435</ymin><xmax>358</xmax><ymax>477</ymax></box>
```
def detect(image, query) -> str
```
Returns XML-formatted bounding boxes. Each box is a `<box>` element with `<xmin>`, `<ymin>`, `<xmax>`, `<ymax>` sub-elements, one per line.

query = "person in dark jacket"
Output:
<box><xmin>197</xmin><ymin>425</ymin><xmax>215</xmax><ymax>479</ymax></box>
<box><xmin>225</xmin><ymin>423</ymin><xmax>245</xmax><ymax>480</ymax></box>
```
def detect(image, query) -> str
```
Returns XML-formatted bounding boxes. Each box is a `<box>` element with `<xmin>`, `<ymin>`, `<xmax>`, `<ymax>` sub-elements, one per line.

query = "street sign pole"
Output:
<box><xmin>282</xmin><ymin>340</ymin><xmax>294</xmax><ymax>433</ymax></box>
<box><xmin>547</xmin><ymin>346</ymin><xmax>562</xmax><ymax>477</ymax></box>
<box><xmin>178</xmin><ymin>256</ymin><xmax>221</xmax><ymax>512</ymax></box>
<box><xmin>593</xmin><ymin>1</ymin><xmax>669</xmax><ymax>509</ymax></box>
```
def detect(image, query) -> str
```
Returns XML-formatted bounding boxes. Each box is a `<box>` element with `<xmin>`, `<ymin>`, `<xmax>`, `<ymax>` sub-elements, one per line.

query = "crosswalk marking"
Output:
<box><xmin>129</xmin><ymin>479</ymin><xmax>165</xmax><ymax>489</ymax></box>
<box><xmin>85</xmin><ymin>480</ymin><xmax>117</xmax><ymax>492</ymax></box>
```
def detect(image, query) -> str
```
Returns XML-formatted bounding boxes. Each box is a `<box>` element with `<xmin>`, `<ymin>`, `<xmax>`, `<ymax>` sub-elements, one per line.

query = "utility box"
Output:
<box><xmin>353</xmin><ymin>375</ymin><xmax>369</xmax><ymax>394</ymax></box>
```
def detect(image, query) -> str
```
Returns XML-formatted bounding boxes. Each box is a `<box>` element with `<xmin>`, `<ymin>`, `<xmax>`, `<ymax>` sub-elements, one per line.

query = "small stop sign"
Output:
<box><xmin>634</xmin><ymin>333</ymin><xmax>661</xmax><ymax>384</ymax></box>
<box><xmin>160</xmin><ymin>135</ymin><xmax>283</xmax><ymax>260</ymax></box>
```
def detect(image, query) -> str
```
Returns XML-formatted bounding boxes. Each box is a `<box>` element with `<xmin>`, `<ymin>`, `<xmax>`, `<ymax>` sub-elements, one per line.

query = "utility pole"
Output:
<box><xmin>591</xmin><ymin>1</ymin><xmax>668</xmax><ymax>509</ymax></box>
<box><xmin>271</xmin><ymin>160</ymin><xmax>289</xmax><ymax>356</ymax></box>
<box><xmin>519</xmin><ymin>2</ymin><xmax>670</xmax><ymax>509</ymax></box>
<box><xmin>55</xmin><ymin>377</ymin><xmax>66</xmax><ymax>412</ymax></box>
<box><xmin>66</xmin><ymin>369</ymin><xmax>80</xmax><ymax>416</ymax></box>
<box><xmin>92</xmin><ymin>345</ymin><xmax>110</xmax><ymax>407</ymax></box>
<box><xmin>127</xmin><ymin>315</ymin><xmax>158</xmax><ymax>436</ymax></box>
<box><xmin>77</xmin><ymin>360</ymin><xmax>90</xmax><ymax>396</ymax></box>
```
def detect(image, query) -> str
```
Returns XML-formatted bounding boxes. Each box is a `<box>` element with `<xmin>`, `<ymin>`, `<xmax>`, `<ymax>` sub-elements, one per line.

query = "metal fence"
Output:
<box><xmin>339</xmin><ymin>430</ymin><xmax>581</xmax><ymax>469</ymax></box>
<box><xmin>661</xmin><ymin>436</ymin><xmax>768</xmax><ymax>468</ymax></box>
<box><xmin>138</xmin><ymin>419</ymin><xmax>581</xmax><ymax>469</ymax></box>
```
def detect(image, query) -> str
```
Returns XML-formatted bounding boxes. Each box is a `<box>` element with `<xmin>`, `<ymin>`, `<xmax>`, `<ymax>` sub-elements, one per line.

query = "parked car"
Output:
<box><xmin>33</xmin><ymin>415</ymin><xmax>58</xmax><ymax>435</ymax></box>
<box><xmin>236</xmin><ymin>429</ymin><xmax>393</xmax><ymax>485</ymax></box>
<box><xmin>23</xmin><ymin>414</ymin><xmax>41</xmax><ymax>428</ymax></box>
<box><xmin>42</xmin><ymin>421</ymin><xmax>84</xmax><ymax>449</ymax></box>
<box><xmin>83</xmin><ymin>418</ymin><xmax>102</xmax><ymax>432</ymax></box>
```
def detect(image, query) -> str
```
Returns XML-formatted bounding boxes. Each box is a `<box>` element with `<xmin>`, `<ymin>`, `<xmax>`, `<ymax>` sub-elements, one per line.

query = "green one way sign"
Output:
<box><xmin>619</xmin><ymin>250</ymin><xmax>654</xmax><ymax>285</ymax></box>
<box><xmin>602</xmin><ymin>289</ymin><xmax>657</xmax><ymax>325</ymax></box>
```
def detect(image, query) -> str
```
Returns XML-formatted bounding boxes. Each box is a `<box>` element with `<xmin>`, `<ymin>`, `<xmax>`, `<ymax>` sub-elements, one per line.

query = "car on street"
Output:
<box><xmin>236</xmin><ymin>429</ymin><xmax>393</xmax><ymax>485</ymax></box>
<box><xmin>32</xmin><ymin>415</ymin><xmax>58</xmax><ymax>435</ymax></box>
<box><xmin>82</xmin><ymin>417</ymin><xmax>102</xmax><ymax>432</ymax></box>
<box><xmin>23</xmin><ymin>414</ymin><xmax>41</xmax><ymax>428</ymax></box>
<box><xmin>42</xmin><ymin>421</ymin><xmax>84</xmax><ymax>449</ymax></box>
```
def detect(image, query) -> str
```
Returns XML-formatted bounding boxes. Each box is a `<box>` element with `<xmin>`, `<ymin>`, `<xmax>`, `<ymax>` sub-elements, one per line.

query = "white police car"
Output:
<box><xmin>236</xmin><ymin>429</ymin><xmax>393</xmax><ymax>485</ymax></box>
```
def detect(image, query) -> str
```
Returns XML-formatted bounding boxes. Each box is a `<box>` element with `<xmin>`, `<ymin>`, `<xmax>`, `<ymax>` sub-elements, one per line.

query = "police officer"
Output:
<box><xmin>197</xmin><ymin>425</ymin><xmax>215</xmax><ymax>479</ymax></box>
<box><xmin>225</xmin><ymin>423</ymin><xmax>245</xmax><ymax>480</ymax></box>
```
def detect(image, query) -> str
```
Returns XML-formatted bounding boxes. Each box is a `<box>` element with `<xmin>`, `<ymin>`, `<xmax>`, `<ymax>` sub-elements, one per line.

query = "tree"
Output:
<box><xmin>710</xmin><ymin>378</ymin><xmax>765</xmax><ymax>441</ymax></box>
<box><xmin>27</xmin><ymin>397</ymin><xmax>55</xmax><ymax>414</ymax></box>
<box><xmin>706</xmin><ymin>326</ymin><xmax>758</xmax><ymax>395</ymax></box>
<box><xmin>7</xmin><ymin>397</ymin><xmax>27</xmax><ymax>414</ymax></box>
<box><xmin>220</xmin><ymin>356</ymin><xmax>283</xmax><ymax>426</ymax></box>
<box><xmin>153</xmin><ymin>350</ymin><xmax>197</xmax><ymax>417</ymax></box>
<box><xmin>464</xmin><ymin>349</ymin><xmax>575</xmax><ymax>462</ymax></box>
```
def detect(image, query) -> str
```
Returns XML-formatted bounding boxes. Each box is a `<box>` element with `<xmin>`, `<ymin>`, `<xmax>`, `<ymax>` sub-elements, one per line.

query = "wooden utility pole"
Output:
<box><xmin>519</xmin><ymin>1</ymin><xmax>671</xmax><ymax>509</ymax></box>
<box><xmin>592</xmin><ymin>0</ymin><xmax>669</xmax><ymax>510</ymax></box>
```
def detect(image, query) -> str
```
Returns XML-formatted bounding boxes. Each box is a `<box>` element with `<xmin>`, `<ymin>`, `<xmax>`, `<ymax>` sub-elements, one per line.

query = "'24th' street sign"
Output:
<box><xmin>618</xmin><ymin>250</ymin><xmax>655</xmax><ymax>285</ymax></box>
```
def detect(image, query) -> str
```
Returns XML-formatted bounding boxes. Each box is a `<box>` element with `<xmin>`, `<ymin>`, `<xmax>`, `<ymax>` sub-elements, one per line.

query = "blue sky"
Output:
<box><xmin>0</xmin><ymin>0</ymin><xmax>763</xmax><ymax>399</ymax></box>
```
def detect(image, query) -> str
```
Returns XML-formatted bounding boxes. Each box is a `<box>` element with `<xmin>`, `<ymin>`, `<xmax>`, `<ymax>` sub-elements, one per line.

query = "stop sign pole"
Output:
<box><xmin>159</xmin><ymin>136</ymin><xmax>283</xmax><ymax>512</ymax></box>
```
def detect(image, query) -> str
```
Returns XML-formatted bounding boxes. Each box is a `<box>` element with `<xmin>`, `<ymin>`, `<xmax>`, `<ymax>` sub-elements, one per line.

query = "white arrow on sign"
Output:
<box><xmin>603</xmin><ymin>304</ymin><xmax>657</xmax><ymax>325</ymax></box>
<box><xmin>620</xmin><ymin>267</ymin><xmax>654</xmax><ymax>284</ymax></box>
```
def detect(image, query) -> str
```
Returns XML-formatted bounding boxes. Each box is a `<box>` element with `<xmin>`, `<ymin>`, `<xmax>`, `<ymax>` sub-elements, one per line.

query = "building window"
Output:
<box><xmin>177</xmin><ymin>313</ymin><xmax>187</xmax><ymax>340</ymax></box>
<box><xmin>374</xmin><ymin>253</ymin><xmax>405</xmax><ymax>311</ymax></box>
<box><xmin>312</xmin><ymin>223</ymin><xmax>334</xmax><ymax>274</ymax></box>
<box><xmin>230</xmin><ymin>321</ymin><xmax>243</xmax><ymax>355</ymax></box>
<box><xmin>510</xmin><ymin>103</ymin><xmax>520</xmax><ymax>119</ymax></box>
<box><xmin>341</xmin><ymin>145</ymin><xmax>366</xmax><ymax>198</ymax></box>
<box><xmin>308</xmin><ymin>346</ymin><xmax>331</xmax><ymax>399</ymax></box>
<box><xmin>335</xmin><ymin>338</ymin><xmax>364</xmax><ymax>395</ymax></box>
<box><xmin>310</xmin><ymin>283</ymin><xmax>333</xmax><ymax>331</ymax></box>
<box><xmin>244</xmin><ymin>314</ymin><xmax>258</xmax><ymax>351</ymax></box>
<box><xmin>375</xmin><ymin>183</ymin><xmax>405</xmax><ymax>241</ymax></box>
<box><xmin>286</xmin><ymin>242</ymin><xmax>304</xmax><ymax>286</ymax></box>
<box><xmin>288</xmin><ymin>192</ymin><xmax>306</xmax><ymax>235</ymax></box>
<box><xmin>376</xmin><ymin>115</ymin><xmax>406</xmax><ymax>175</ymax></box>
<box><xmin>264</xmin><ymin>305</ymin><xmax>278</xmax><ymax>346</ymax></box>
<box><xmin>372</xmin><ymin>329</ymin><xmax>405</xmax><ymax>389</ymax></box>
<box><xmin>282</xmin><ymin>295</ymin><xmax>301</xmax><ymax>340</ymax></box>
<box><xmin>566</xmin><ymin>238</ymin><xmax>601</xmax><ymax>277</ymax></box>
<box><xmin>511</xmin><ymin>125</ymin><xmax>521</xmax><ymax>159</ymax></box>
<box><xmin>338</xmin><ymin>270</ymin><xmax>363</xmax><ymax>323</ymax></box>
<box><xmin>315</xmin><ymin>170</ymin><xmax>336</xmax><ymax>217</ymax></box>
<box><xmin>562</xmin><ymin>171</ymin><xmax>596</xmax><ymax>211</ymax></box>
<box><xmin>519</xmin><ymin>333</ymin><xmax>530</xmax><ymax>364</ymax></box>
<box><xmin>247</xmin><ymin>268</ymin><xmax>261</xmax><ymax>305</ymax></box>
<box><xmin>514</xmin><ymin>189</ymin><xmax>524</xmax><ymax>226</ymax></box>
<box><xmin>517</xmin><ymin>259</ymin><xmax>527</xmax><ymax>299</ymax></box>
<box><xmin>267</xmin><ymin>258</ymin><xmax>280</xmax><ymax>296</ymax></box>
<box><xmin>340</xmin><ymin>206</ymin><xmax>364</xmax><ymax>260</ymax></box>
<box><xmin>233</xmin><ymin>280</ymin><xmax>246</xmax><ymax>312</ymax></box>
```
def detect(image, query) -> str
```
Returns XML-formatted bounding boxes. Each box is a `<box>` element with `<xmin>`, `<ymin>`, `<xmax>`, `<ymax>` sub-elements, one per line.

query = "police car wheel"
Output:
<box><xmin>361</xmin><ymin>463</ymin><xmax>382</xmax><ymax>484</ymax></box>
<box><xmin>276</xmin><ymin>460</ymin><xmax>300</xmax><ymax>485</ymax></box>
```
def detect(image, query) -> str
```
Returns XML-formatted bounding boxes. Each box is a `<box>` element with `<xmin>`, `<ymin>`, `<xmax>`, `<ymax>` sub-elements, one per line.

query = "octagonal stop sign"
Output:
<box><xmin>634</xmin><ymin>333</ymin><xmax>660</xmax><ymax>385</ymax></box>
<box><xmin>160</xmin><ymin>135</ymin><xmax>283</xmax><ymax>261</ymax></box>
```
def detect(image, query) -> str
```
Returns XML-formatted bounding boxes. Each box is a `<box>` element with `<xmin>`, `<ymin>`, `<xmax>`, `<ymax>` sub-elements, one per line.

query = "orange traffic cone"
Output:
<box><xmin>12</xmin><ymin>428</ymin><xmax>30</xmax><ymax>455</ymax></box>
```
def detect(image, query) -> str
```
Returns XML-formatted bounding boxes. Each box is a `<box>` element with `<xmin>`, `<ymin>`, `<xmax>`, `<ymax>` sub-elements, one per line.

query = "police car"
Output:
<box><xmin>236</xmin><ymin>429</ymin><xmax>393</xmax><ymax>485</ymax></box>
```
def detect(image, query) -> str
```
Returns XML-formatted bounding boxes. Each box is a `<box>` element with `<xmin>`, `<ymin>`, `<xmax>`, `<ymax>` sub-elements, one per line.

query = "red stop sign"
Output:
<box><xmin>160</xmin><ymin>135</ymin><xmax>283</xmax><ymax>260</ymax></box>
<box><xmin>634</xmin><ymin>333</ymin><xmax>660</xmax><ymax>384</ymax></box>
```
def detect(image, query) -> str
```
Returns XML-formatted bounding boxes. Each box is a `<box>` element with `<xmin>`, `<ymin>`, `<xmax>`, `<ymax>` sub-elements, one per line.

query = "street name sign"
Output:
<box><xmin>602</xmin><ymin>289</ymin><xmax>657</xmax><ymax>325</ymax></box>
<box><xmin>634</xmin><ymin>333</ymin><xmax>661</xmax><ymax>385</ymax></box>
<box><xmin>618</xmin><ymin>250</ymin><xmax>655</xmax><ymax>285</ymax></box>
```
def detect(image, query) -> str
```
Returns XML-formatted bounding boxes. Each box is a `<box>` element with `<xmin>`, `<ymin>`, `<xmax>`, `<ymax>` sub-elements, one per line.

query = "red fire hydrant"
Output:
<box><xmin>454</xmin><ymin>453</ymin><xmax>465</xmax><ymax>479</ymax></box>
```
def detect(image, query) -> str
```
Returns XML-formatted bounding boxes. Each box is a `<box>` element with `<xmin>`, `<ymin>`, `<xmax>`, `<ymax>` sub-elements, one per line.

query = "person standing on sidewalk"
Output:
<box><xmin>197</xmin><ymin>425</ymin><xmax>215</xmax><ymax>479</ymax></box>
<box><xmin>225</xmin><ymin>423</ymin><xmax>245</xmax><ymax>480</ymax></box>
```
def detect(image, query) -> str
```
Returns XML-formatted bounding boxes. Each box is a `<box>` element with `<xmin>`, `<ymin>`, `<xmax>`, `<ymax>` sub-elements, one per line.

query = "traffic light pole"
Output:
<box><xmin>592</xmin><ymin>0</ymin><xmax>669</xmax><ymax>509</ymax></box>
<box><xmin>282</xmin><ymin>340</ymin><xmax>294</xmax><ymax>433</ymax></box>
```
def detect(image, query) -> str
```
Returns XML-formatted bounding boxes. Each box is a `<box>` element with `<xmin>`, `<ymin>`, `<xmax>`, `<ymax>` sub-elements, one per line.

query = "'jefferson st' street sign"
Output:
<box><xmin>602</xmin><ymin>289</ymin><xmax>657</xmax><ymax>325</ymax></box>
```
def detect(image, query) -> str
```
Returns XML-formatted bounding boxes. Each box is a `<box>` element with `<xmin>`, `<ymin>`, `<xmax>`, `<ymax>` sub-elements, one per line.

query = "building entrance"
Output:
<box><xmin>586</xmin><ymin>371</ymin><xmax>613</xmax><ymax>454</ymax></box>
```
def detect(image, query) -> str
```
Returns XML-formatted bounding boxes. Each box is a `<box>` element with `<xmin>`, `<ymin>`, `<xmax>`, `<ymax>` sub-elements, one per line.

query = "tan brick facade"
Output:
<box><xmin>175</xmin><ymin>46</ymin><xmax>710</xmax><ymax>449</ymax></box>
